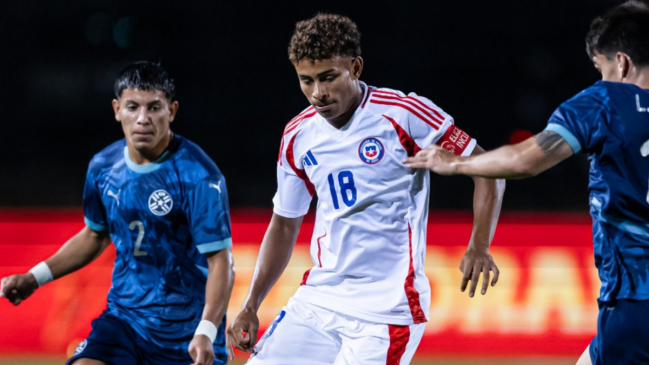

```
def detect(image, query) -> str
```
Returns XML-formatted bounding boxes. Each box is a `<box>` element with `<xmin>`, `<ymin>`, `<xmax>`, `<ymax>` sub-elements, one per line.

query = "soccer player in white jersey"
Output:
<box><xmin>227</xmin><ymin>14</ymin><xmax>505</xmax><ymax>364</ymax></box>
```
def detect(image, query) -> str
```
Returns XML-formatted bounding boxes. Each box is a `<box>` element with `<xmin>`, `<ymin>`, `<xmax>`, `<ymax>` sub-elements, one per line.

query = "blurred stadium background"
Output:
<box><xmin>0</xmin><ymin>0</ymin><xmax>622</xmax><ymax>363</ymax></box>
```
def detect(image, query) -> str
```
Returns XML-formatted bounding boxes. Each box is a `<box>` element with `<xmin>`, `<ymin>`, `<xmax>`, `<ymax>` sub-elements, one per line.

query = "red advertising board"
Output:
<box><xmin>0</xmin><ymin>209</ymin><xmax>596</xmax><ymax>359</ymax></box>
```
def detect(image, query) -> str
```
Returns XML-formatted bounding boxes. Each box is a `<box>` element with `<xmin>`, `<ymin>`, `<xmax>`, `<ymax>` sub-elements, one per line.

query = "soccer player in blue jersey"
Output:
<box><xmin>0</xmin><ymin>61</ymin><xmax>234</xmax><ymax>365</ymax></box>
<box><xmin>405</xmin><ymin>1</ymin><xmax>649</xmax><ymax>364</ymax></box>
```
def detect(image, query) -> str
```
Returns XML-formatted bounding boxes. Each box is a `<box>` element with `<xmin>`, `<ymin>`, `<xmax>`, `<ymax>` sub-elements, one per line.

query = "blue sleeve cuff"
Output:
<box><xmin>196</xmin><ymin>237</ymin><xmax>232</xmax><ymax>254</ymax></box>
<box><xmin>84</xmin><ymin>217</ymin><xmax>106</xmax><ymax>232</ymax></box>
<box><xmin>545</xmin><ymin>124</ymin><xmax>582</xmax><ymax>154</ymax></box>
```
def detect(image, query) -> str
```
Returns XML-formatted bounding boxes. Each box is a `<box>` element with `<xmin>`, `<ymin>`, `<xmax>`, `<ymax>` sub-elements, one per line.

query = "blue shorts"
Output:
<box><xmin>589</xmin><ymin>299</ymin><xmax>649</xmax><ymax>364</ymax></box>
<box><xmin>66</xmin><ymin>312</ymin><xmax>224</xmax><ymax>365</ymax></box>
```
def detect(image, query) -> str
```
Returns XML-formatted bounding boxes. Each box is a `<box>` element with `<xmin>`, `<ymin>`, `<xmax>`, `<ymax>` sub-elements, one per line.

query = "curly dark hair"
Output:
<box><xmin>288</xmin><ymin>13</ymin><xmax>361</xmax><ymax>63</ymax></box>
<box><xmin>586</xmin><ymin>0</ymin><xmax>649</xmax><ymax>66</ymax></box>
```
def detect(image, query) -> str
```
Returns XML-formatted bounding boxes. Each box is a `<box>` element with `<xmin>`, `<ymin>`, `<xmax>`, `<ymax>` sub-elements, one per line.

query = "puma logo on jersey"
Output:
<box><xmin>209</xmin><ymin>181</ymin><xmax>222</xmax><ymax>193</ymax></box>
<box><xmin>303</xmin><ymin>150</ymin><xmax>319</xmax><ymax>166</ymax></box>
<box><xmin>107</xmin><ymin>190</ymin><xmax>120</xmax><ymax>205</ymax></box>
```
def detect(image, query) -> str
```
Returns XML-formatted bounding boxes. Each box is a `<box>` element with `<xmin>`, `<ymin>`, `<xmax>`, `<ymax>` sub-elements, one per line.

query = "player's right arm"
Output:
<box><xmin>0</xmin><ymin>226</ymin><xmax>111</xmax><ymax>306</ymax></box>
<box><xmin>228</xmin><ymin>122</ymin><xmax>312</xmax><ymax>354</ymax></box>
<box><xmin>227</xmin><ymin>213</ymin><xmax>302</xmax><ymax>353</ymax></box>
<box><xmin>404</xmin><ymin>130</ymin><xmax>575</xmax><ymax>179</ymax></box>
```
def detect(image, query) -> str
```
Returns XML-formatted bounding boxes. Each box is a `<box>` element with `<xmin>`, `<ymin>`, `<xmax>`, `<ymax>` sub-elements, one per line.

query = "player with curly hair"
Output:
<box><xmin>228</xmin><ymin>13</ymin><xmax>505</xmax><ymax>364</ymax></box>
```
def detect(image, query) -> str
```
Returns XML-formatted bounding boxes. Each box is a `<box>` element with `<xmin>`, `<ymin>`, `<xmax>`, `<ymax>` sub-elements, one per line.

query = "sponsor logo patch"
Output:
<box><xmin>148</xmin><ymin>189</ymin><xmax>173</xmax><ymax>216</ymax></box>
<box><xmin>358</xmin><ymin>137</ymin><xmax>385</xmax><ymax>164</ymax></box>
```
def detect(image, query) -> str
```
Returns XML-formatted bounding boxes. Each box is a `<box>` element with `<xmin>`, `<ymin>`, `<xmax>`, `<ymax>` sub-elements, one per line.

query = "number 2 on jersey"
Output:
<box><xmin>129</xmin><ymin>220</ymin><xmax>148</xmax><ymax>257</ymax></box>
<box><xmin>642</xmin><ymin>139</ymin><xmax>649</xmax><ymax>204</ymax></box>
<box><xmin>327</xmin><ymin>171</ymin><xmax>357</xmax><ymax>209</ymax></box>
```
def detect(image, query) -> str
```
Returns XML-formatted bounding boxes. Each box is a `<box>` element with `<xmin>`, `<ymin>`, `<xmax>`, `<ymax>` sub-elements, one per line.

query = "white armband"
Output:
<box><xmin>29</xmin><ymin>262</ymin><xmax>53</xmax><ymax>287</ymax></box>
<box><xmin>194</xmin><ymin>320</ymin><xmax>217</xmax><ymax>343</ymax></box>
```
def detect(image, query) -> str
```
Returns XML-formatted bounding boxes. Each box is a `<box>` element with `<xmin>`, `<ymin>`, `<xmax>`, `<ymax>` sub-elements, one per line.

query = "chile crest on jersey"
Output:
<box><xmin>358</xmin><ymin>137</ymin><xmax>385</xmax><ymax>165</ymax></box>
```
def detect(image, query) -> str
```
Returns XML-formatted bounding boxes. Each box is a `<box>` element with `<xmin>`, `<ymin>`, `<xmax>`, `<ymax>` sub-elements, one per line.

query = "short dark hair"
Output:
<box><xmin>114</xmin><ymin>61</ymin><xmax>176</xmax><ymax>100</ymax></box>
<box><xmin>288</xmin><ymin>13</ymin><xmax>361</xmax><ymax>64</ymax></box>
<box><xmin>586</xmin><ymin>0</ymin><xmax>649</xmax><ymax>66</ymax></box>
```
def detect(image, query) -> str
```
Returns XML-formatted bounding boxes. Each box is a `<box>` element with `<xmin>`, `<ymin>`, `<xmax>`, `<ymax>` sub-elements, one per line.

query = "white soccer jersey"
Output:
<box><xmin>273</xmin><ymin>82</ymin><xmax>476</xmax><ymax>325</ymax></box>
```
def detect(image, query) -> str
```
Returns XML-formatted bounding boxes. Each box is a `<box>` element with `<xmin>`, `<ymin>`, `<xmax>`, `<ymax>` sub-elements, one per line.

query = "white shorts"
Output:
<box><xmin>246</xmin><ymin>297</ymin><xmax>425</xmax><ymax>365</ymax></box>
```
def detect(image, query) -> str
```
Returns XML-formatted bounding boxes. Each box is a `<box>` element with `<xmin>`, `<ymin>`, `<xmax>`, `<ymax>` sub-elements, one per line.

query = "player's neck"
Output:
<box><xmin>128</xmin><ymin>131</ymin><xmax>173</xmax><ymax>165</ymax></box>
<box><xmin>324</xmin><ymin>84</ymin><xmax>364</xmax><ymax>129</ymax></box>
<box><xmin>633</xmin><ymin>69</ymin><xmax>649</xmax><ymax>90</ymax></box>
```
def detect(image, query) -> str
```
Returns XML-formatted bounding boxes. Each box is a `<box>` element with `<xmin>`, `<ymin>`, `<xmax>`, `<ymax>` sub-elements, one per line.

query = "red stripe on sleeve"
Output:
<box><xmin>284</xmin><ymin>111</ymin><xmax>317</xmax><ymax>137</ymax></box>
<box><xmin>372</xmin><ymin>92</ymin><xmax>443</xmax><ymax>125</ymax></box>
<box><xmin>285</xmin><ymin>131</ymin><xmax>315</xmax><ymax>197</ymax></box>
<box><xmin>386</xmin><ymin>325</ymin><xmax>410</xmax><ymax>365</ymax></box>
<box><xmin>370</xmin><ymin>99</ymin><xmax>440</xmax><ymax>130</ymax></box>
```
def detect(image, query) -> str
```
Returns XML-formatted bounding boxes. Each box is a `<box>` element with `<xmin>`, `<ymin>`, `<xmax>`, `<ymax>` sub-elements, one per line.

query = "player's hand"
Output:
<box><xmin>403</xmin><ymin>145</ymin><xmax>459</xmax><ymax>175</ymax></box>
<box><xmin>0</xmin><ymin>274</ymin><xmax>39</xmax><ymax>306</ymax></box>
<box><xmin>188</xmin><ymin>334</ymin><xmax>215</xmax><ymax>365</ymax></box>
<box><xmin>226</xmin><ymin>308</ymin><xmax>259</xmax><ymax>355</ymax></box>
<box><xmin>459</xmin><ymin>247</ymin><xmax>499</xmax><ymax>297</ymax></box>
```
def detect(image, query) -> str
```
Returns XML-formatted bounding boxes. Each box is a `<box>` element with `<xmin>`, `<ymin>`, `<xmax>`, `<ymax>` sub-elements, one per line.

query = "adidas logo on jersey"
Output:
<box><xmin>303</xmin><ymin>150</ymin><xmax>319</xmax><ymax>166</ymax></box>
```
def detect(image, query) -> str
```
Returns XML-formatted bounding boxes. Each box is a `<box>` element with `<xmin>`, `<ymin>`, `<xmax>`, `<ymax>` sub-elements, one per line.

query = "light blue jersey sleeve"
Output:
<box><xmin>82</xmin><ymin>162</ymin><xmax>107</xmax><ymax>232</ymax></box>
<box><xmin>544</xmin><ymin>82</ymin><xmax>609</xmax><ymax>155</ymax></box>
<box><xmin>187</xmin><ymin>176</ymin><xmax>232</xmax><ymax>254</ymax></box>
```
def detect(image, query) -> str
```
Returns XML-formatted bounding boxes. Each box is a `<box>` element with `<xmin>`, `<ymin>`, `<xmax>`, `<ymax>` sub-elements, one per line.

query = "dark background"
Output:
<box><xmin>0</xmin><ymin>0</ymin><xmax>621</xmax><ymax>210</ymax></box>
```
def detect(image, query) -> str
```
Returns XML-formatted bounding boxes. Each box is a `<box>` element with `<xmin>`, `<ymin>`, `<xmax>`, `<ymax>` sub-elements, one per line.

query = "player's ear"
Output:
<box><xmin>351</xmin><ymin>56</ymin><xmax>363</xmax><ymax>79</ymax></box>
<box><xmin>112</xmin><ymin>99</ymin><xmax>121</xmax><ymax>122</ymax></box>
<box><xmin>615</xmin><ymin>52</ymin><xmax>631</xmax><ymax>79</ymax></box>
<box><xmin>169</xmin><ymin>101</ymin><xmax>179</xmax><ymax>123</ymax></box>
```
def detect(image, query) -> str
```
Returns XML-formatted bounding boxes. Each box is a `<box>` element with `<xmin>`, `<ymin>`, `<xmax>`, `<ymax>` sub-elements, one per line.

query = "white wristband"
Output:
<box><xmin>29</xmin><ymin>262</ymin><xmax>54</xmax><ymax>287</ymax></box>
<box><xmin>194</xmin><ymin>320</ymin><xmax>217</xmax><ymax>343</ymax></box>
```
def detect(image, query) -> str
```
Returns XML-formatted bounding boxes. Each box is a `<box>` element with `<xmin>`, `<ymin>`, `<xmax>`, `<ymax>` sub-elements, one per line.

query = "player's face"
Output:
<box><xmin>294</xmin><ymin>56</ymin><xmax>363</xmax><ymax>127</ymax></box>
<box><xmin>112</xmin><ymin>89</ymin><xmax>179</xmax><ymax>164</ymax></box>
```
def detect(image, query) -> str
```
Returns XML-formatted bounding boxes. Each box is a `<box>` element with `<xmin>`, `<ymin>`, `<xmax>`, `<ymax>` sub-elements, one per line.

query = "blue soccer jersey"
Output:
<box><xmin>545</xmin><ymin>81</ymin><xmax>649</xmax><ymax>302</ymax></box>
<box><xmin>82</xmin><ymin>134</ymin><xmax>231</xmax><ymax>359</ymax></box>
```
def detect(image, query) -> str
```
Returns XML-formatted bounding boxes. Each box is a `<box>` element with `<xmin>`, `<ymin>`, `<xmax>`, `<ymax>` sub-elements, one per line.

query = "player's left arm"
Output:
<box><xmin>189</xmin><ymin>247</ymin><xmax>235</xmax><ymax>365</ymax></box>
<box><xmin>404</xmin><ymin>131</ymin><xmax>574</xmax><ymax>178</ymax></box>
<box><xmin>458</xmin><ymin>144</ymin><xmax>506</xmax><ymax>297</ymax></box>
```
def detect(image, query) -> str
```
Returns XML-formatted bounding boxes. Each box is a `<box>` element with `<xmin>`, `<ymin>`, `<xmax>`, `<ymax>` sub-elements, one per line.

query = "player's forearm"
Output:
<box><xmin>45</xmin><ymin>226</ymin><xmax>111</xmax><ymax>280</ymax></box>
<box><xmin>468</xmin><ymin>176</ymin><xmax>505</xmax><ymax>251</ymax></box>
<box><xmin>241</xmin><ymin>214</ymin><xmax>302</xmax><ymax>312</ymax></box>
<box><xmin>454</xmin><ymin>137</ymin><xmax>558</xmax><ymax>179</ymax></box>
<box><xmin>466</xmin><ymin>145</ymin><xmax>505</xmax><ymax>251</ymax></box>
<box><xmin>202</xmin><ymin>248</ymin><xmax>235</xmax><ymax>324</ymax></box>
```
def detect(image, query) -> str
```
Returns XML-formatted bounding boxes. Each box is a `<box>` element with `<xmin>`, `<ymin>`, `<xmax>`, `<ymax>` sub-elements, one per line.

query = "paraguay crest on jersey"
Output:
<box><xmin>358</xmin><ymin>137</ymin><xmax>384</xmax><ymax>164</ymax></box>
<box><xmin>149</xmin><ymin>189</ymin><xmax>173</xmax><ymax>216</ymax></box>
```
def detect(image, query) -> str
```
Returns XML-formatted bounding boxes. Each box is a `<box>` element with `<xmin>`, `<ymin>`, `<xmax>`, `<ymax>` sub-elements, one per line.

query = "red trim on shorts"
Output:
<box><xmin>387</xmin><ymin>325</ymin><xmax>410</xmax><ymax>365</ymax></box>
<box><xmin>405</xmin><ymin>224</ymin><xmax>427</xmax><ymax>323</ymax></box>
<box><xmin>384</xmin><ymin>114</ymin><xmax>422</xmax><ymax>157</ymax></box>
